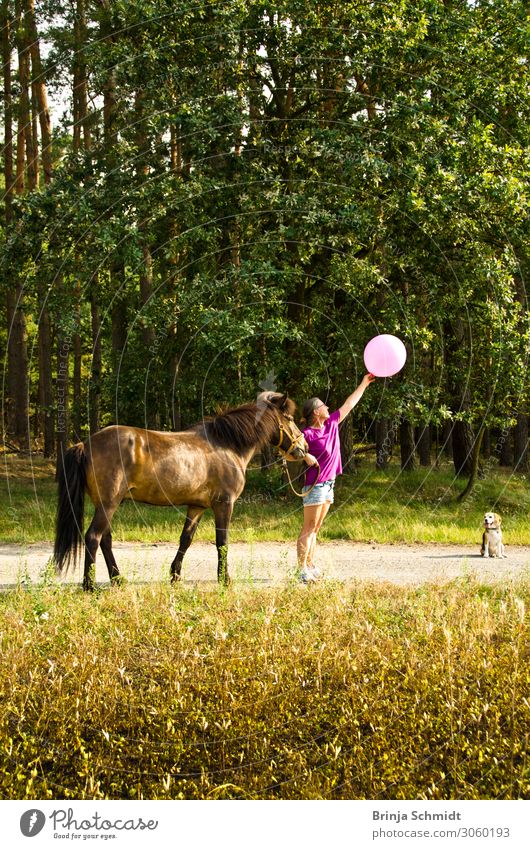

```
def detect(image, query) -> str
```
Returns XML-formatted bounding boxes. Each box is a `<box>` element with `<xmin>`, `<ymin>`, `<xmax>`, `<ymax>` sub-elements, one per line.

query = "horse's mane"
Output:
<box><xmin>195</xmin><ymin>399</ymin><xmax>296</xmax><ymax>455</ymax></box>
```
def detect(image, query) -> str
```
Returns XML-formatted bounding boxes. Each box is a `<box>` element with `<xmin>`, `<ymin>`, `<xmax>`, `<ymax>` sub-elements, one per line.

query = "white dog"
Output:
<box><xmin>480</xmin><ymin>512</ymin><xmax>506</xmax><ymax>558</ymax></box>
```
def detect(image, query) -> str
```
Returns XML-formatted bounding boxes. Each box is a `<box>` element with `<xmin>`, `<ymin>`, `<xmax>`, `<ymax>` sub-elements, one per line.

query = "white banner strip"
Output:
<box><xmin>2</xmin><ymin>799</ymin><xmax>529</xmax><ymax>849</ymax></box>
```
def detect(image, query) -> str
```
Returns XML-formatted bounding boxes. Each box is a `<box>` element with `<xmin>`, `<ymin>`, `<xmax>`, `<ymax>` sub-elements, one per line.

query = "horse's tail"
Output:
<box><xmin>54</xmin><ymin>443</ymin><xmax>87</xmax><ymax>573</ymax></box>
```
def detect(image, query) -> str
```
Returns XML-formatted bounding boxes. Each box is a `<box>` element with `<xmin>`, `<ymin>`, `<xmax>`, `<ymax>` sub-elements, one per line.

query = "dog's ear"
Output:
<box><xmin>494</xmin><ymin>513</ymin><xmax>502</xmax><ymax>526</ymax></box>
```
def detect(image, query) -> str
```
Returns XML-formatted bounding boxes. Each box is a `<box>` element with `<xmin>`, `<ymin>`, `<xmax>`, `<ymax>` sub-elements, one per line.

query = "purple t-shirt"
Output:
<box><xmin>303</xmin><ymin>409</ymin><xmax>342</xmax><ymax>486</ymax></box>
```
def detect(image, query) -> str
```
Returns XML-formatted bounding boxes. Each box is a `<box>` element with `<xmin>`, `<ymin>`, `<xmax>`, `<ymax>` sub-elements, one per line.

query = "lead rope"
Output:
<box><xmin>282</xmin><ymin>458</ymin><xmax>320</xmax><ymax>498</ymax></box>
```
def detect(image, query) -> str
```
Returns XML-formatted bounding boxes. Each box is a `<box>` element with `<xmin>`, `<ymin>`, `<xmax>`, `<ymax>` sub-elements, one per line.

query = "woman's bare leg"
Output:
<box><xmin>307</xmin><ymin>501</ymin><xmax>331</xmax><ymax>567</ymax></box>
<box><xmin>297</xmin><ymin>505</ymin><xmax>322</xmax><ymax>570</ymax></box>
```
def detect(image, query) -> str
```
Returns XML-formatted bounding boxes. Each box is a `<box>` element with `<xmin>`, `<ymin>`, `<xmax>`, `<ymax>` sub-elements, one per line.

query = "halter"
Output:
<box><xmin>275</xmin><ymin>415</ymin><xmax>307</xmax><ymax>458</ymax></box>
<box><xmin>275</xmin><ymin>415</ymin><xmax>320</xmax><ymax>498</ymax></box>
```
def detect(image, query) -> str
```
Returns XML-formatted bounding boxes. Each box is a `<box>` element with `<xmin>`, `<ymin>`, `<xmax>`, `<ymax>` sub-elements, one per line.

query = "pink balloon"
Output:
<box><xmin>363</xmin><ymin>334</ymin><xmax>407</xmax><ymax>378</ymax></box>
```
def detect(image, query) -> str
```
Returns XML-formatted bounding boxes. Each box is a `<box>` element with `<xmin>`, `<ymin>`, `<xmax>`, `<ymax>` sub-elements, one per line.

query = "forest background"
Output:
<box><xmin>1</xmin><ymin>0</ymin><xmax>529</xmax><ymax>491</ymax></box>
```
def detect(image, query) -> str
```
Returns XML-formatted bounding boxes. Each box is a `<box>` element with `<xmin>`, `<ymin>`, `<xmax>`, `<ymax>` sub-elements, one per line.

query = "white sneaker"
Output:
<box><xmin>308</xmin><ymin>566</ymin><xmax>322</xmax><ymax>579</ymax></box>
<box><xmin>299</xmin><ymin>567</ymin><xmax>318</xmax><ymax>584</ymax></box>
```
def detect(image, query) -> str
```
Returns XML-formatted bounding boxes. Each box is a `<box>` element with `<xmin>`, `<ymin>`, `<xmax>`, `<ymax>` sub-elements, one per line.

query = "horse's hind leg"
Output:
<box><xmin>83</xmin><ymin>504</ymin><xmax>117</xmax><ymax>591</ymax></box>
<box><xmin>100</xmin><ymin>530</ymin><xmax>121</xmax><ymax>584</ymax></box>
<box><xmin>170</xmin><ymin>506</ymin><xmax>205</xmax><ymax>583</ymax></box>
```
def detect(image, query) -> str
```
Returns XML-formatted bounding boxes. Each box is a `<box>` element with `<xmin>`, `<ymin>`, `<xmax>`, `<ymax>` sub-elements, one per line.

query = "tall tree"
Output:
<box><xmin>3</xmin><ymin>0</ymin><xmax>30</xmax><ymax>449</ymax></box>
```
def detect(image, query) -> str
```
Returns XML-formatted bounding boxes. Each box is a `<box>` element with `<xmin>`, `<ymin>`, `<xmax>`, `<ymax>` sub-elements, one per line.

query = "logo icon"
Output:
<box><xmin>20</xmin><ymin>810</ymin><xmax>46</xmax><ymax>837</ymax></box>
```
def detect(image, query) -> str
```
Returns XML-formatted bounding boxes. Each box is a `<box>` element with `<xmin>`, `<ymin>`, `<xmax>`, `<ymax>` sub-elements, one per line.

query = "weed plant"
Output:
<box><xmin>0</xmin><ymin>579</ymin><xmax>528</xmax><ymax>799</ymax></box>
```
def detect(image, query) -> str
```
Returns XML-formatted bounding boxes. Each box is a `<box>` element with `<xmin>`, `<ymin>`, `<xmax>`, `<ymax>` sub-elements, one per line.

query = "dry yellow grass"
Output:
<box><xmin>0</xmin><ymin>578</ymin><xmax>528</xmax><ymax>799</ymax></box>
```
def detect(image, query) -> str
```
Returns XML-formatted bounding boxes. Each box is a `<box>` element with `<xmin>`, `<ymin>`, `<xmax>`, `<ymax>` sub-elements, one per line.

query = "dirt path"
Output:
<box><xmin>1</xmin><ymin>541</ymin><xmax>529</xmax><ymax>588</ymax></box>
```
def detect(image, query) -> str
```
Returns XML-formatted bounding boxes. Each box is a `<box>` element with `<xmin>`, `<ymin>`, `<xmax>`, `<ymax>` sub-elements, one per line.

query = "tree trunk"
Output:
<box><xmin>18</xmin><ymin>0</ymin><xmax>55</xmax><ymax>454</ymax></box>
<box><xmin>499</xmin><ymin>428</ymin><xmax>513</xmax><ymax>467</ymax></box>
<box><xmin>103</xmin><ymin>68</ymin><xmax>117</xmax><ymax>153</ymax></box>
<box><xmin>415</xmin><ymin>424</ymin><xmax>431</xmax><ymax>466</ymax></box>
<box><xmin>444</xmin><ymin>317</ymin><xmax>474</xmax><ymax>477</ymax></box>
<box><xmin>400</xmin><ymin>419</ymin><xmax>416</xmax><ymax>471</ymax></box>
<box><xmin>36</xmin><ymin>304</ymin><xmax>54</xmax><ymax>455</ymax></box>
<box><xmin>14</xmin><ymin>0</ymin><xmax>27</xmax><ymax>194</ymax></box>
<box><xmin>89</xmin><ymin>286</ymin><xmax>102</xmax><ymax>434</ymax></box>
<box><xmin>26</xmin><ymin>0</ymin><xmax>56</xmax><ymax>451</ymax></box>
<box><xmin>17</xmin><ymin>11</ymin><xmax>37</xmax><ymax>191</ymax></box>
<box><xmin>513</xmin><ymin>414</ymin><xmax>528</xmax><ymax>472</ymax></box>
<box><xmin>135</xmin><ymin>89</ymin><xmax>159</xmax><ymax>429</ymax></box>
<box><xmin>71</xmin><ymin>282</ymin><xmax>83</xmax><ymax>441</ymax></box>
<box><xmin>26</xmin><ymin>0</ymin><xmax>52</xmax><ymax>183</ymax></box>
<box><xmin>2</xmin><ymin>0</ymin><xmax>16</xmax><ymax>437</ymax></box>
<box><xmin>482</xmin><ymin>427</ymin><xmax>491</xmax><ymax>459</ymax></box>
<box><xmin>5</xmin><ymin>300</ymin><xmax>29</xmax><ymax>447</ymax></box>
<box><xmin>6</xmin><ymin>0</ymin><xmax>30</xmax><ymax>448</ymax></box>
<box><xmin>139</xmin><ymin>243</ymin><xmax>160</xmax><ymax>428</ymax></box>
<box><xmin>111</xmin><ymin>264</ymin><xmax>127</xmax><ymax>419</ymax></box>
<box><xmin>56</xmin><ymin>325</ymin><xmax>69</xmax><ymax>461</ymax></box>
<box><xmin>339</xmin><ymin>414</ymin><xmax>357</xmax><ymax>473</ymax></box>
<box><xmin>375</xmin><ymin>418</ymin><xmax>393</xmax><ymax>470</ymax></box>
<box><xmin>457</xmin><ymin>423</ymin><xmax>486</xmax><ymax>502</ymax></box>
<box><xmin>451</xmin><ymin>421</ymin><xmax>475</xmax><ymax>477</ymax></box>
<box><xmin>168</xmin><ymin>314</ymin><xmax>182</xmax><ymax>431</ymax></box>
<box><xmin>73</xmin><ymin>0</ymin><xmax>91</xmax><ymax>151</ymax></box>
<box><xmin>441</xmin><ymin>421</ymin><xmax>453</xmax><ymax>459</ymax></box>
<box><xmin>102</xmin><ymin>10</ymin><xmax>122</xmax><ymax>421</ymax></box>
<box><xmin>30</xmin><ymin>78</ymin><xmax>39</xmax><ymax>187</ymax></box>
<box><xmin>71</xmin><ymin>0</ymin><xmax>91</xmax><ymax>440</ymax></box>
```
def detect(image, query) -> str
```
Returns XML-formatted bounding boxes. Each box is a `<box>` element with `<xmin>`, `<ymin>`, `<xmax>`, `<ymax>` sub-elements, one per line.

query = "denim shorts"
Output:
<box><xmin>302</xmin><ymin>478</ymin><xmax>335</xmax><ymax>506</ymax></box>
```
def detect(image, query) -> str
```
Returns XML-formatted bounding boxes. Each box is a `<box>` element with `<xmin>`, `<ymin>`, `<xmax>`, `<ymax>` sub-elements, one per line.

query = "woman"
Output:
<box><xmin>297</xmin><ymin>373</ymin><xmax>375</xmax><ymax>582</ymax></box>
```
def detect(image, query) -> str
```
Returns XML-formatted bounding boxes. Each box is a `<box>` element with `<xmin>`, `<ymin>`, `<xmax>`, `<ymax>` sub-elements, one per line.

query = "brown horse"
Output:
<box><xmin>53</xmin><ymin>392</ymin><xmax>307</xmax><ymax>590</ymax></box>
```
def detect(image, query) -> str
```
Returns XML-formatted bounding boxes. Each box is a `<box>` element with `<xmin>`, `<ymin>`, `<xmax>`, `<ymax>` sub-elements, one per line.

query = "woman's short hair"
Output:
<box><xmin>301</xmin><ymin>397</ymin><xmax>321</xmax><ymax>426</ymax></box>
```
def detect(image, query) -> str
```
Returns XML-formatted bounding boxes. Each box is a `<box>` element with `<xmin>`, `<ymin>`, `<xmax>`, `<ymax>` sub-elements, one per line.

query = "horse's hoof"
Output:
<box><xmin>83</xmin><ymin>564</ymin><xmax>96</xmax><ymax>592</ymax></box>
<box><xmin>111</xmin><ymin>574</ymin><xmax>126</xmax><ymax>587</ymax></box>
<box><xmin>170</xmin><ymin>573</ymin><xmax>182</xmax><ymax>584</ymax></box>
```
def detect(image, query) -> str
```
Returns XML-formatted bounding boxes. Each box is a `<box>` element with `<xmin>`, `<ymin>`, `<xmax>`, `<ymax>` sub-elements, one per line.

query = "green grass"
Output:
<box><xmin>2</xmin><ymin>455</ymin><xmax>530</xmax><ymax>546</ymax></box>
<box><xmin>0</xmin><ymin>579</ymin><xmax>527</xmax><ymax>799</ymax></box>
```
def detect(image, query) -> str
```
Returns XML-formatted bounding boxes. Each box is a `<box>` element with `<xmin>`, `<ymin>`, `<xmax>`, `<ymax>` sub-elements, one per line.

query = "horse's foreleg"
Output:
<box><xmin>100</xmin><ymin>530</ymin><xmax>121</xmax><ymax>584</ymax></box>
<box><xmin>170</xmin><ymin>506</ymin><xmax>205</xmax><ymax>583</ymax></box>
<box><xmin>213</xmin><ymin>500</ymin><xmax>234</xmax><ymax>586</ymax></box>
<box><xmin>83</xmin><ymin>505</ymin><xmax>117</xmax><ymax>591</ymax></box>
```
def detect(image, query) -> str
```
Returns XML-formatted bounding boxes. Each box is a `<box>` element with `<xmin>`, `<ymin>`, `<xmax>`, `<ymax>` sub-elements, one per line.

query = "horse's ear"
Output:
<box><xmin>256</xmin><ymin>391</ymin><xmax>274</xmax><ymax>407</ymax></box>
<box><xmin>257</xmin><ymin>391</ymin><xmax>294</xmax><ymax>414</ymax></box>
<box><xmin>280</xmin><ymin>394</ymin><xmax>297</xmax><ymax>416</ymax></box>
<box><xmin>258</xmin><ymin>391</ymin><xmax>281</xmax><ymax>407</ymax></box>
<box><xmin>273</xmin><ymin>393</ymin><xmax>289</xmax><ymax>411</ymax></box>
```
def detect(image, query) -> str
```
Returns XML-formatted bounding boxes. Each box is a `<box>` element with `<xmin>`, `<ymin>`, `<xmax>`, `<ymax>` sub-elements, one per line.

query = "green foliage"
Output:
<box><xmin>2</xmin><ymin>0</ymin><xmax>529</xmax><ymax>440</ymax></box>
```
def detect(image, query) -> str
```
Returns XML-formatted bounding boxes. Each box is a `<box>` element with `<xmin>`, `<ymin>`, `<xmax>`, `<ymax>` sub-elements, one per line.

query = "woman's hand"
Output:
<box><xmin>363</xmin><ymin>373</ymin><xmax>376</xmax><ymax>385</ymax></box>
<box><xmin>304</xmin><ymin>453</ymin><xmax>318</xmax><ymax>466</ymax></box>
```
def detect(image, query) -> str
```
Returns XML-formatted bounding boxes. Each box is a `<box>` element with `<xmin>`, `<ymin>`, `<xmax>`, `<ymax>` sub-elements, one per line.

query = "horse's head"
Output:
<box><xmin>256</xmin><ymin>392</ymin><xmax>308</xmax><ymax>461</ymax></box>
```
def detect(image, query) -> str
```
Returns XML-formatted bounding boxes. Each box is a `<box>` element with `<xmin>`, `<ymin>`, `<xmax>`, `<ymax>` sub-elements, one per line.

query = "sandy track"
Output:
<box><xmin>1</xmin><ymin>540</ymin><xmax>529</xmax><ymax>588</ymax></box>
